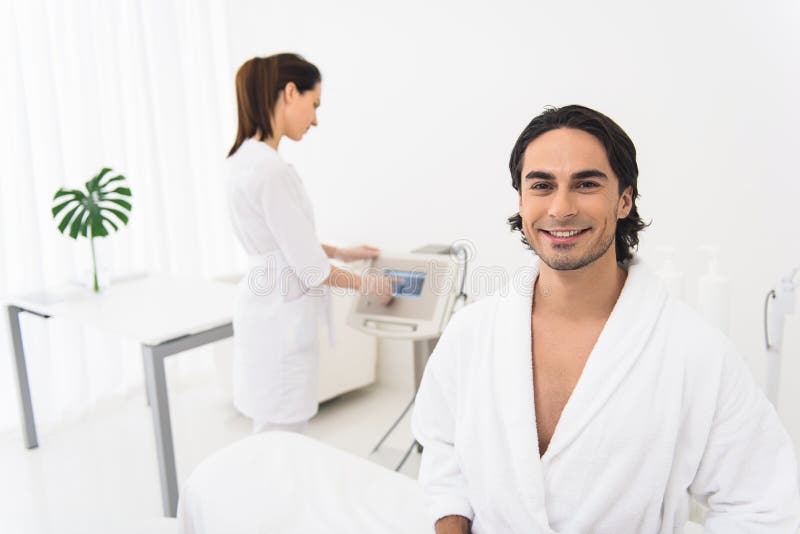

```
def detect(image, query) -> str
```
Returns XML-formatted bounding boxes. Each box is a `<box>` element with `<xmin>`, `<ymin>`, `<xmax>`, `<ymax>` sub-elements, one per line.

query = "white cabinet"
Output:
<box><xmin>317</xmin><ymin>292</ymin><xmax>377</xmax><ymax>402</ymax></box>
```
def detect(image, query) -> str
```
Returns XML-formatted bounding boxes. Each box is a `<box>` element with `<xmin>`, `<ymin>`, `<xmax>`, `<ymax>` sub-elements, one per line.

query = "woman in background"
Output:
<box><xmin>226</xmin><ymin>53</ymin><xmax>392</xmax><ymax>434</ymax></box>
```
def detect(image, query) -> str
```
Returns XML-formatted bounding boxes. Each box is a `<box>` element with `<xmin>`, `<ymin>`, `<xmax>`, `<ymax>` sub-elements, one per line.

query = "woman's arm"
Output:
<box><xmin>323</xmin><ymin>265</ymin><xmax>394</xmax><ymax>305</ymax></box>
<box><xmin>322</xmin><ymin>264</ymin><xmax>362</xmax><ymax>290</ymax></box>
<box><xmin>321</xmin><ymin>244</ymin><xmax>381</xmax><ymax>262</ymax></box>
<box><xmin>321</xmin><ymin>244</ymin><xmax>337</xmax><ymax>259</ymax></box>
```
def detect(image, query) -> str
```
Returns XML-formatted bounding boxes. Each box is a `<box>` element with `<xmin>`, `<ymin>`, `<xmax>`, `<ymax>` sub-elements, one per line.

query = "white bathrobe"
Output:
<box><xmin>411</xmin><ymin>258</ymin><xmax>800</xmax><ymax>534</ymax></box>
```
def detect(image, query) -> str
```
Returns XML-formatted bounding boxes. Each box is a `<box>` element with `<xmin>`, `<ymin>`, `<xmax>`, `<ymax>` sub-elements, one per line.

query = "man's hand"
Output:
<box><xmin>435</xmin><ymin>515</ymin><xmax>471</xmax><ymax>534</ymax></box>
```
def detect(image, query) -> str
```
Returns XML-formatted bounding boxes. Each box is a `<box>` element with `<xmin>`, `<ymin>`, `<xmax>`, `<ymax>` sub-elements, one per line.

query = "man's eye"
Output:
<box><xmin>530</xmin><ymin>183</ymin><xmax>551</xmax><ymax>190</ymax></box>
<box><xmin>577</xmin><ymin>181</ymin><xmax>599</xmax><ymax>189</ymax></box>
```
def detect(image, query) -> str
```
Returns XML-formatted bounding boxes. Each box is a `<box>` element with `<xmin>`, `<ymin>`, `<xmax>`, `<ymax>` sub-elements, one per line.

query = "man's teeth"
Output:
<box><xmin>547</xmin><ymin>229</ymin><xmax>583</xmax><ymax>237</ymax></box>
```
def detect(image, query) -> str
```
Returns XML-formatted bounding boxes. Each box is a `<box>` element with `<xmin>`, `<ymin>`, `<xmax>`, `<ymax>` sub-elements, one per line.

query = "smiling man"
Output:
<box><xmin>411</xmin><ymin>105</ymin><xmax>800</xmax><ymax>533</ymax></box>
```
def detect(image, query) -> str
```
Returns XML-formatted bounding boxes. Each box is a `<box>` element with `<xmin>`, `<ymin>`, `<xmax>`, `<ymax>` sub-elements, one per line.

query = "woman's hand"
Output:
<box><xmin>362</xmin><ymin>273</ymin><xmax>395</xmax><ymax>306</ymax></box>
<box><xmin>334</xmin><ymin>244</ymin><xmax>381</xmax><ymax>263</ymax></box>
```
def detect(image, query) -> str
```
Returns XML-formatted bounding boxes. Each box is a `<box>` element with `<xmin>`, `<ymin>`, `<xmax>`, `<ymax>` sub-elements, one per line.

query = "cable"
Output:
<box><xmin>764</xmin><ymin>289</ymin><xmax>776</xmax><ymax>350</ymax></box>
<box><xmin>452</xmin><ymin>244</ymin><xmax>469</xmax><ymax>306</ymax></box>
<box><xmin>763</xmin><ymin>265</ymin><xmax>799</xmax><ymax>350</ymax></box>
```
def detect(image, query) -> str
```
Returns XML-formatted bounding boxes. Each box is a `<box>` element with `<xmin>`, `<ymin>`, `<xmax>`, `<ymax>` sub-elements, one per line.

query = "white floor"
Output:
<box><xmin>0</xmin><ymin>374</ymin><xmax>420</xmax><ymax>534</ymax></box>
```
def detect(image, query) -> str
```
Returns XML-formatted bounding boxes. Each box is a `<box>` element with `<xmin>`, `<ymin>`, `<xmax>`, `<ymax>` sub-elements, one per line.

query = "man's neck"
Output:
<box><xmin>533</xmin><ymin>253</ymin><xmax>627</xmax><ymax>322</ymax></box>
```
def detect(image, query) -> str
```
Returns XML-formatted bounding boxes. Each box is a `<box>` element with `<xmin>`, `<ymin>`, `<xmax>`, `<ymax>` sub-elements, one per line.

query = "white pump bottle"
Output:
<box><xmin>696</xmin><ymin>245</ymin><xmax>730</xmax><ymax>335</ymax></box>
<box><xmin>654</xmin><ymin>246</ymin><xmax>685</xmax><ymax>301</ymax></box>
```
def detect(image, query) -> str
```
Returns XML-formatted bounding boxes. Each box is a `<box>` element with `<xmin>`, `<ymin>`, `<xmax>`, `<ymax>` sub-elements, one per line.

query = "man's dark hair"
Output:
<box><xmin>507</xmin><ymin>105</ymin><xmax>648</xmax><ymax>263</ymax></box>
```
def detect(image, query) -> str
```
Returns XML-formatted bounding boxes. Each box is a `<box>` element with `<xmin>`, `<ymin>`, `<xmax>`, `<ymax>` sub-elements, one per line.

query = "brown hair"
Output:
<box><xmin>228</xmin><ymin>53</ymin><xmax>321</xmax><ymax>157</ymax></box>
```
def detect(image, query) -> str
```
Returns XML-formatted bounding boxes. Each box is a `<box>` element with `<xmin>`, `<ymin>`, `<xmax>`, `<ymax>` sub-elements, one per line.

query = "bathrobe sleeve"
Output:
<box><xmin>412</xmin><ymin>309</ymin><xmax>476</xmax><ymax>525</ymax></box>
<box><xmin>260</xmin><ymin>167</ymin><xmax>330</xmax><ymax>288</ymax></box>
<box><xmin>689</xmin><ymin>341</ymin><xmax>800</xmax><ymax>533</ymax></box>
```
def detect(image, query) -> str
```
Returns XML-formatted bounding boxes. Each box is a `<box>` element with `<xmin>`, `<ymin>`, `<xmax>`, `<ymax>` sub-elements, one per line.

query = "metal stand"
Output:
<box><xmin>371</xmin><ymin>337</ymin><xmax>437</xmax><ymax>471</ymax></box>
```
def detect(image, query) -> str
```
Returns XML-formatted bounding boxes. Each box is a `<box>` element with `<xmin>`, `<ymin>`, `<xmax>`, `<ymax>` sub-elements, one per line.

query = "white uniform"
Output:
<box><xmin>411</xmin><ymin>258</ymin><xmax>800</xmax><ymax>534</ymax></box>
<box><xmin>226</xmin><ymin>139</ymin><xmax>330</xmax><ymax>424</ymax></box>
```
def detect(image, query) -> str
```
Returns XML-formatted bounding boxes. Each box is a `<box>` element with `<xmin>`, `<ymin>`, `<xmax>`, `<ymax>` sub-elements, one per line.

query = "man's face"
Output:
<box><xmin>518</xmin><ymin>128</ymin><xmax>632</xmax><ymax>271</ymax></box>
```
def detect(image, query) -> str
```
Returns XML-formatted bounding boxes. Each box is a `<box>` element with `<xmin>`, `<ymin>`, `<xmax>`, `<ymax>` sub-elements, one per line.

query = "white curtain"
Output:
<box><xmin>0</xmin><ymin>0</ymin><xmax>242</xmax><ymax>435</ymax></box>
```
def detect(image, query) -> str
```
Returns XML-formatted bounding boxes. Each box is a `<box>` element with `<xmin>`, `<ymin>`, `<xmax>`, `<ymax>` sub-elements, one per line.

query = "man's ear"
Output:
<box><xmin>618</xmin><ymin>185</ymin><xmax>633</xmax><ymax>219</ymax></box>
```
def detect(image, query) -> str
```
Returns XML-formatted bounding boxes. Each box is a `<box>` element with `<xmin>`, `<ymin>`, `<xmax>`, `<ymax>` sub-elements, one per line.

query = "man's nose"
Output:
<box><xmin>548</xmin><ymin>188</ymin><xmax>577</xmax><ymax>219</ymax></box>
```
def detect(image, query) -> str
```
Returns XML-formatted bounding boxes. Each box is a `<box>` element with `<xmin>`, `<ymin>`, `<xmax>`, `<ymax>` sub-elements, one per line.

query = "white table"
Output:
<box><xmin>5</xmin><ymin>274</ymin><xmax>236</xmax><ymax>517</ymax></box>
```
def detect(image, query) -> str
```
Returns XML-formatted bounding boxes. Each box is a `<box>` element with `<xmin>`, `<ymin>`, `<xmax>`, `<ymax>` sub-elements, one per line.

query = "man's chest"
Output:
<box><xmin>531</xmin><ymin>319</ymin><xmax>605</xmax><ymax>455</ymax></box>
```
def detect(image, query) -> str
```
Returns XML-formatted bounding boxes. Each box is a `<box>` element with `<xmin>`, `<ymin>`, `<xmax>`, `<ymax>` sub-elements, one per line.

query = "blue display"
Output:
<box><xmin>385</xmin><ymin>270</ymin><xmax>425</xmax><ymax>298</ymax></box>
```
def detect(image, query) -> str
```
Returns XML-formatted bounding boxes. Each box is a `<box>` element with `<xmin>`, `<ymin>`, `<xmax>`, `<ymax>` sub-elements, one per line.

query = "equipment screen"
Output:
<box><xmin>385</xmin><ymin>270</ymin><xmax>425</xmax><ymax>298</ymax></box>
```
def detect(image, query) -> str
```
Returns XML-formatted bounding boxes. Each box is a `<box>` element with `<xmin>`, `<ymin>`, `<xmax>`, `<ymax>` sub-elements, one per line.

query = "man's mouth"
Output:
<box><xmin>539</xmin><ymin>228</ymin><xmax>590</xmax><ymax>243</ymax></box>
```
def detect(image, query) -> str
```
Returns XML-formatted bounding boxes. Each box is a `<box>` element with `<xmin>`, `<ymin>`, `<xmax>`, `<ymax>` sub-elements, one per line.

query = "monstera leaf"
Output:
<box><xmin>52</xmin><ymin>167</ymin><xmax>133</xmax><ymax>292</ymax></box>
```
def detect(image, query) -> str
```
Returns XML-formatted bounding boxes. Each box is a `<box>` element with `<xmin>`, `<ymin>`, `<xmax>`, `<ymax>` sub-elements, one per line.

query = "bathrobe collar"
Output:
<box><xmin>492</xmin><ymin>256</ymin><xmax>668</xmax><ymax>518</ymax></box>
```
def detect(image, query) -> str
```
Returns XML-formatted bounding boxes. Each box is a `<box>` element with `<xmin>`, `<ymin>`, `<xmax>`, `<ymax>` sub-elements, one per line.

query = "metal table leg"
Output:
<box><xmin>143</xmin><ymin>351</ymin><xmax>151</xmax><ymax>407</ymax></box>
<box><xmin>141</xmin><ymin>323</ymin><xmax>233</xmax><ymax>517</ymax></box>
<box><xmin>7</xmin><ymin>305</ymin><xmax>39</xmax><ymax>449</ymax></box>
<box><xmin>142</xmin><ymin>345</ymin><xmax>178</xmax><ymax>517</ymax></box>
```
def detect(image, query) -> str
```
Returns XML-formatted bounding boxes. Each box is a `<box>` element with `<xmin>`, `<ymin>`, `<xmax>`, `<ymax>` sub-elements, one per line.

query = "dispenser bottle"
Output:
<box><xmin>654</xmin><ymin>246</ymin><xmax>685</xmax><ymax>301</ymax></box>
<box><xmin>696</xmin><ymin>245</ymin><xmax>731</xmax><ymax>335</ymax></box>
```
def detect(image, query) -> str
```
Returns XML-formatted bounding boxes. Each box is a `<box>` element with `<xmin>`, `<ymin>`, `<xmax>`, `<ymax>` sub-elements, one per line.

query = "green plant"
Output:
<box><xmin>51</xmin><ymin>167</ymin><xmax>132</xmax><ymax>292</ymax></box>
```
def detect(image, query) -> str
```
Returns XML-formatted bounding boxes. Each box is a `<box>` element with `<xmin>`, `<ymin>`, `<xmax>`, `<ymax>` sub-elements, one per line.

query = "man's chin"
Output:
<box><xmin>535</xmin><ymin>241</ymin><xmax>615</xmax><ymax>272</ymax></box>
<box><xmin>534</xmin><ymin>246</ymin><xmax>596</xmax><ymax>272</ymax></box>
<box><xmin>540</xmin><ymin>256</ymin><xmax>589</xmax><ymax>271</ymax></box>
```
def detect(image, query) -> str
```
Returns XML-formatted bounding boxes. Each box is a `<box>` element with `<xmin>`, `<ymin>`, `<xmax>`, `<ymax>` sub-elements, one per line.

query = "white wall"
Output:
<box><xmin>224</xmin><ymin>0</ymin><xmax>800</xmax><ymax>388</ymax></box>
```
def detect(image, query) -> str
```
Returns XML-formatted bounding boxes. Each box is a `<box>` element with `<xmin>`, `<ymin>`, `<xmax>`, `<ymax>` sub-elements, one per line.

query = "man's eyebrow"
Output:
<box><xmin>524</xmin><ymin>169</ymin><xmax>607</xmax><ymax>180</ymax></box>
<box><xmin>572</xmin><ymin>169</ymin><xmax>607</xmax><ymax>180</ymax></box>
<box><xmin>524</xmin><ymin>171</ymin><xmax>556</xmax><ymax>180</ymax></box>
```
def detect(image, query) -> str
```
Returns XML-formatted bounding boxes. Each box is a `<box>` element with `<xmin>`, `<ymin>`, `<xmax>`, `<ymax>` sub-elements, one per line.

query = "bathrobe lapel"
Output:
<box><xmin>492</xmin><ymin>260</ymin><xmax>555</xmax><ymax>530</ymax></box>
<box><xmin>542</xmin><ymin>262</ymin><xmax>668</xmax><ymax>461</ymax></box>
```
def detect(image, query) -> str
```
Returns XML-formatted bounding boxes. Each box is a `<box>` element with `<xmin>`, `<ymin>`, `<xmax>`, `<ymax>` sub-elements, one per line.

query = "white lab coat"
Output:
<box><xmin>411</xmin><ymin>258</ymin><xmax>800</xmax><ymax>534</ymax></box>
<box><xmin>226</xmin><ymin>139</ymin><xmax>331</xmax><ymax>424</ymax></box>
